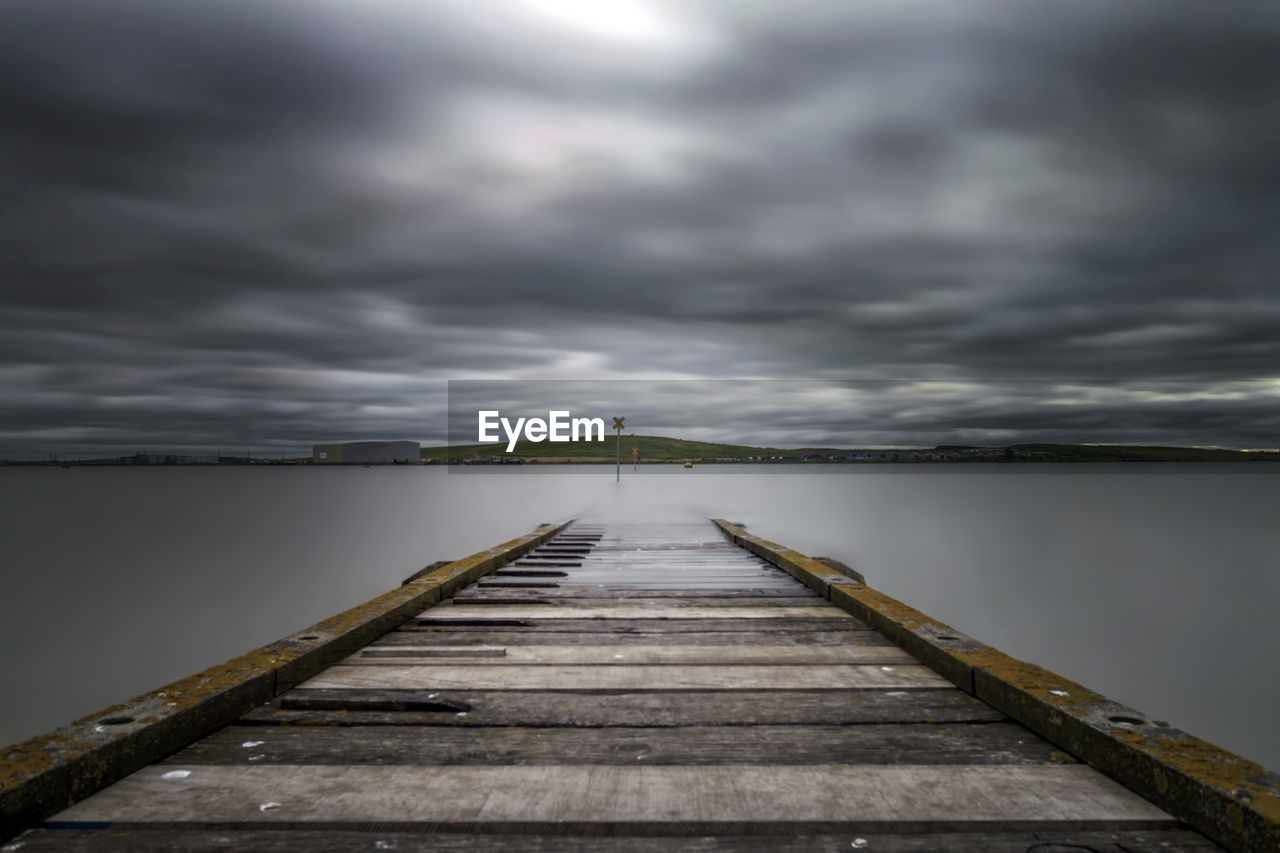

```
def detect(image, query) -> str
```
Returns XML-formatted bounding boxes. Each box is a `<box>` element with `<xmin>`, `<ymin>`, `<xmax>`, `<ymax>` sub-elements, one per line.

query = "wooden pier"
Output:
<box><xmin>4</xmin><ymin>520</ymin><xmax>1277</xmax><ymax>851</ymax></box>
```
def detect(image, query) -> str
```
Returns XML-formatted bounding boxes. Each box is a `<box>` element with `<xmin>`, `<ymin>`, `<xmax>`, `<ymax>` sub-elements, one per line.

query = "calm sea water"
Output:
<box><xmin>1</xmin><ymin>464</ymin><xmax>1276</xmax><ymax>770</ymax></box>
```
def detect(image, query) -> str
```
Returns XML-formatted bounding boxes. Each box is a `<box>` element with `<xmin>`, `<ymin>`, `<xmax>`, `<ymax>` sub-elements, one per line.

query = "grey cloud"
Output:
<box><xmin>2</xmin><ymin>0</ymin><xmax>1279</xmax><ymax>454</ymax></box>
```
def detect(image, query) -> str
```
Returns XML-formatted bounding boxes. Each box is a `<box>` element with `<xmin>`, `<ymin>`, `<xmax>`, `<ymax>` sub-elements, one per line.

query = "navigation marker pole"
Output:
<box><xmin>613</xmin><ymin>417</ymin><xmax>625</xmax><ymax>482</ymax></box>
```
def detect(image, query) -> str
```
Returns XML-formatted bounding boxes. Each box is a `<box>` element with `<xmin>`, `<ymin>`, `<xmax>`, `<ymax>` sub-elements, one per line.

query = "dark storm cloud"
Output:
<box><xmin>2</xmin><ymin>0</ymin><xmax>1278</xmax><ymax>455</ymax></box>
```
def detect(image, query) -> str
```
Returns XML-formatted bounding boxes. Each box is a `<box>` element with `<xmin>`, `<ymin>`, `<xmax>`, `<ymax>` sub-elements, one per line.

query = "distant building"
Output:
<box><xmin>312</xmin><ymin>441</ymin><xmax>420</xmax><ymax>464</ymax></box>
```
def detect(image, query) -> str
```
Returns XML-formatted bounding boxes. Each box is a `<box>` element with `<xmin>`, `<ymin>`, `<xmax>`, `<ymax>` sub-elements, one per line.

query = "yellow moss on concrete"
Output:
<box><xmin>1228</xmin><ymin>803</ymin><xmax>1245</xmax><ymax>835</ymax></box>
<box><xmin>835</xmin><ymin>584</ymin><xmax>951</xmax><ymax>631</ymax></box>
<box><xmin>1105</xmin><ymin>728</ymin><xmax>1280</xmax><ymax>819</ymax></box>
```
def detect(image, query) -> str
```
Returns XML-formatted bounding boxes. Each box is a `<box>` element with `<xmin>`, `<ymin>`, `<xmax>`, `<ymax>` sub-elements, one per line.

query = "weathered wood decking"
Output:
<box><xmin>10</xmin><ymin>520</ymin><xmax>1228</xmax><ymax>851</ymax></box>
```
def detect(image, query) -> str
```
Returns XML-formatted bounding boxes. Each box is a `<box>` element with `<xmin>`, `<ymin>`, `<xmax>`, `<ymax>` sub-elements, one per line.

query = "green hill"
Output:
<box><xmin>420</xmin><ymin>434</ymin><xmax>845</xmax><ymax>462</ymax></box>
<box><xmin>419</xmin><ymin>436</ymin><xmax>1278</xmax><ymax>464</ymax></box>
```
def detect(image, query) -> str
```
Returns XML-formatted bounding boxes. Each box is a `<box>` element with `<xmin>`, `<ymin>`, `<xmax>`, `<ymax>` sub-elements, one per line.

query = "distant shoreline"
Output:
<box><xmin>5</xmin><ymin>443</ymin><xmax>1278</xmax><ymax>468</ymax></box>
<box><xmin>421</xmin><ymin>437</ymin><xmax>1280</xmax><ymax>466</ymax></box>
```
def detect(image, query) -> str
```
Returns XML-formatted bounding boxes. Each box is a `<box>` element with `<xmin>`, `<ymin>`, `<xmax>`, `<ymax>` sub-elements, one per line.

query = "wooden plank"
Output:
<box><xmin>552</xmin><ymin>570</ymin><xmax>783</xmax><ymax>577</ymax></box>
<box><xmin>555</xmin><ymin>561</ymin><xmax>773</xmax><ymax>568</ymax></box>
<box><xmin>298</xmin><ymin>663</ymin><xmax>954</xmax><ymax>691</ymax></box>
<box><xmin>361</xmin><ymin>646</ymin><xmax>508</xmax><ymax>659</ymax></box>
<box><xmin>475</xmin><ymin>581</ymin><xmax>562</xmax><ymax>588</ymax></box>
<box><xmin>505</xmin><ymin>584</ymin><xmax>803</xmax><ymax>590</ymax></box>
<box><xmin>515</xmin><ymin>581</ymin><xmax>805</xmax><ymax>590</ymax></box>
<box><xmin>242</xmin><ymin>688</ymin><xmax>1008</xmax><ymax>727</ymax></box>
<box><xmin>352</xmin><ymin>644</ymin><xmax>917</xmax><ymax>665</ymax></box>
<box><xmin>8</xmin><ymin>828</ymin><xmax>1225</xmax><ymax>851</ymax></box>
<box><xmin>448</xmin><ymin>596</ymin><xmax>825</xmax><ymax>607</ymax></box>
<box><xmin>466</xmin><ymin>587</ymin><xmax>821</xmax><ymax>599</ymax></box>
<box><xmin>541</xmin><ymin>540</ymin><xmax>739</xmax><ymax>546</ymax></box>
<box><xmin>524</xmin><ymin>558</ymin><xmax>783</xmax><ymax>563</ymax></box>
<box><xmin>166</xmin><ymin>722</ymin><xmax>1072</xmax><ymax>766</ymax></box>
<box><xmin>405</xmin><ymin>618</ymin><xmax>868</xmax><ymax>633</ymax></box>
<box><xmin>417</xmin><ymin>606</ymin><xmax>853</xmax><ymax>620</ymax></box>
<box><xmin>49</xmin><ymin>765</ymin><xmax>1175</xmax><ymax>828</ymax></box>
<box><xmin>514</xmin><ymin>561</ymin><xmax>778</xmax><ymax>567</ymax></box>
<box><xmin>553</xmin><ymin>575</ymin><xmax>788</xmax><ymax>580</ymax></box>
<box><xmin>589</xmin><ymin>556</ymin><xmax>757</xmax><ymax>564</ymax></box>
<box><xmin>436</xmin><ymin>598</ymin><xmax>555</xmax><ymax>606</ymax></box>
<box><xmin>376</xmin><ymin>630</ymin><xmax>886</xmax><ymax>647</ymax></box>
<box><xmin>548</xmin><ymin>560</ymin><xmax>774</xmax><ymax>567</ymax></box>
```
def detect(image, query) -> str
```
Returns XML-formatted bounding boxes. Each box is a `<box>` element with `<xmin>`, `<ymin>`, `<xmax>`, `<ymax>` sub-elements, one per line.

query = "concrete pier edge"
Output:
<box><xmin>711</xmin><ymin>517</ymin><xmax>1280</xmax><ymax>853</ymax></box>
<box><xmin>0</xmin><ymin>520</ymin><xmax>572</xmax><ymax>842</ymax></box>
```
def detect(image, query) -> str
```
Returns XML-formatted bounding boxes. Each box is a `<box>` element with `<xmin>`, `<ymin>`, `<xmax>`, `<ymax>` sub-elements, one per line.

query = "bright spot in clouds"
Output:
<box><xmin>521</xmin><ymin>0</ymin><xmax>679</xmax><ymax>42</ymax></box>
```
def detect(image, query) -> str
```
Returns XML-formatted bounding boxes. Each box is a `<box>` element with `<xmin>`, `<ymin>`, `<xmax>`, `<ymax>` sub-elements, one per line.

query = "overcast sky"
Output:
<box><xmin>3</xmin><ymin>0</ymin><xmax>1279</xmax><ymax>455</ymax></box>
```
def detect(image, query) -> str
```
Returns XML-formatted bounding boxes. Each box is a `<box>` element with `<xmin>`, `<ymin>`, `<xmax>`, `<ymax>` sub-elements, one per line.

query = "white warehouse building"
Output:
<box><xmin>312</xmin><ymin>441</ymin><xmax>420</xmax><ymax>464</ymax></box>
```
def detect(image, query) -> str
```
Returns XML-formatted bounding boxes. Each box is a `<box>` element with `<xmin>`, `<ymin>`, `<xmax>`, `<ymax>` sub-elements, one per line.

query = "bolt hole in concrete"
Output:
<box><xmin>97</xmin><ymin>716</ymin><xmax>134</xmax><ymax>726</ymax></box>
<box><xmin>936</xmin><ymin>635</ymin><xmax>958</xmax><ymax>641</ymax></box>
<box><xmin>1108</xmin><ymin>715</ymin><xmax>1147</xmax><ymax>726</ymax></box>
<box><xmin>296</xmin><ymin>635</ymin><xmax>319</xmax><ymax>641</ymax></box>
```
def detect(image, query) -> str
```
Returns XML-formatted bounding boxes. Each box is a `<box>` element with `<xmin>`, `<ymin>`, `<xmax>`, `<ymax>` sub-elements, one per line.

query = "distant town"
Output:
<box><xmin>3</xmin><ymin>436</ymin><xmax>1277</xmax><ymax>466</ymax></box>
